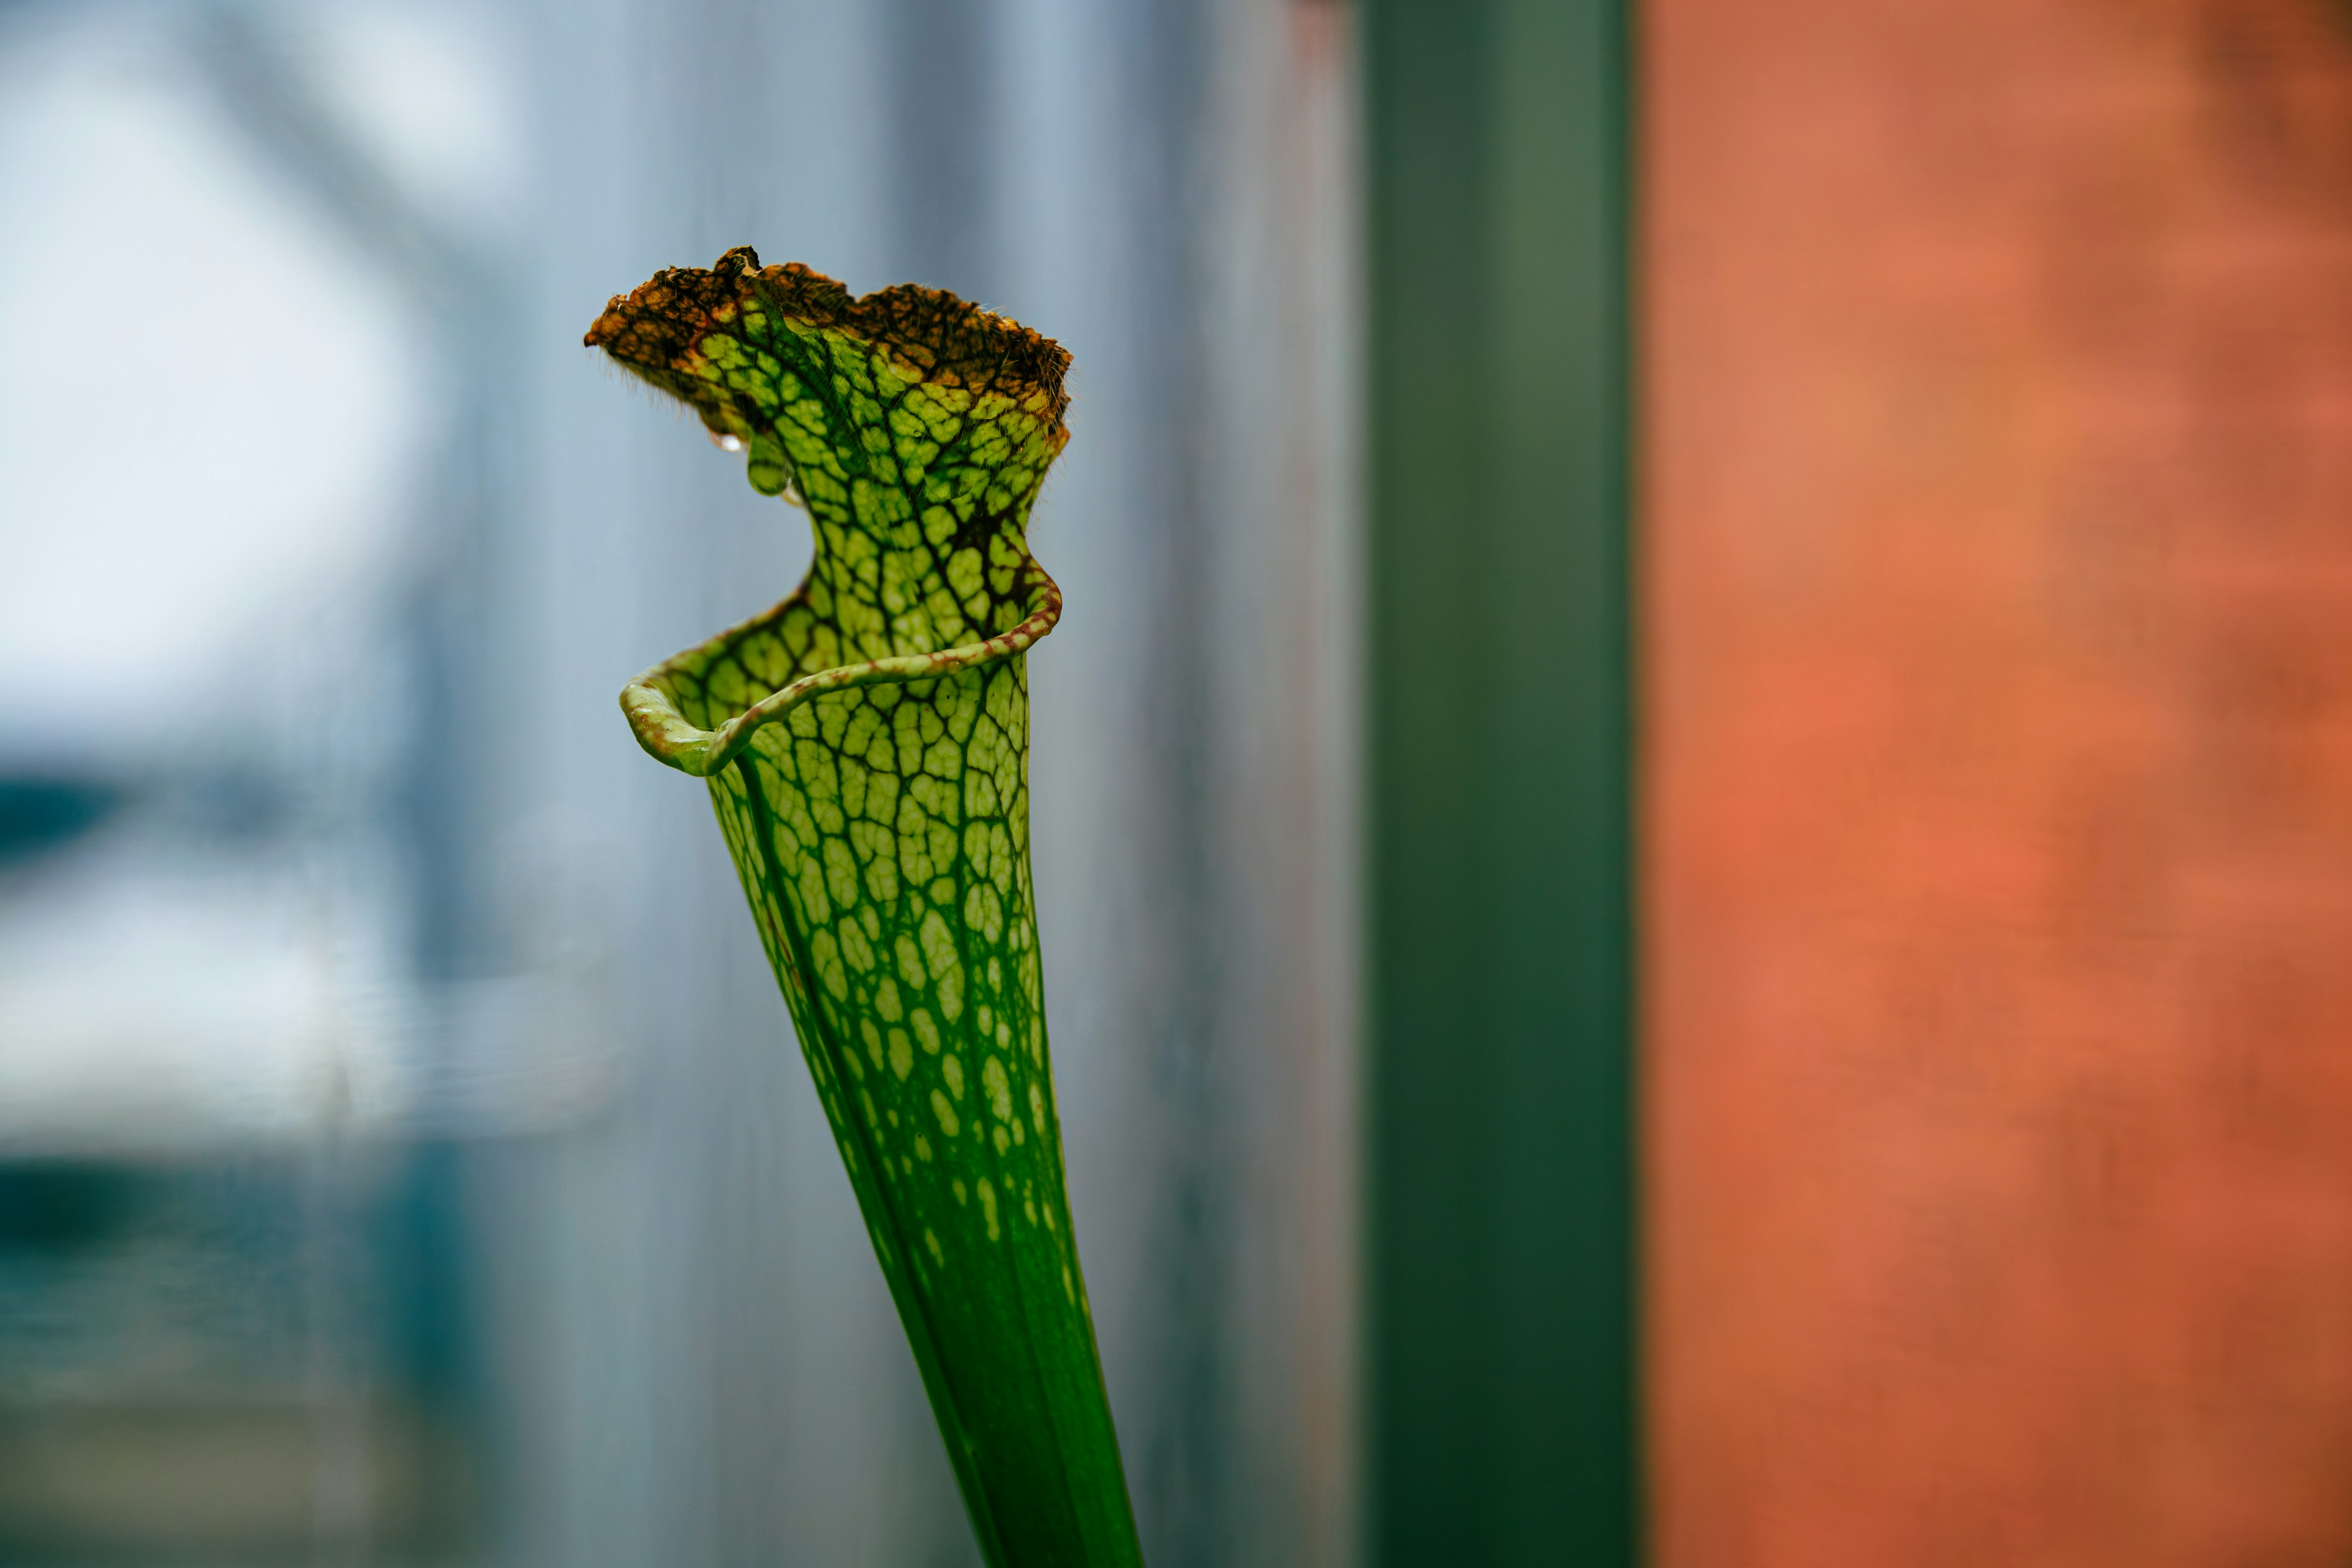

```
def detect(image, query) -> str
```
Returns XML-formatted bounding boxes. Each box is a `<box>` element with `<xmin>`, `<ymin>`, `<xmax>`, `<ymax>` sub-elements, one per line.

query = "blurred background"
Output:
<box><xmin>1642</xmin><ymin>6</ymin><xmax>2352</xmax><ymax>1566</ymax></box>
<box><xmin>0</xmin><ymin>0</ymin><xmax>1355</xmax><ymax>1563</ymax></box>
<box><xmin>4</xmin><ymin>1</ymin><xmax>2351</xmax><ymax>1566</ymax></box>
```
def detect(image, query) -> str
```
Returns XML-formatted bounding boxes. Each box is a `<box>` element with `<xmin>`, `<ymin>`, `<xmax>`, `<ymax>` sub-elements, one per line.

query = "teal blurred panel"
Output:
<box><xmin>1365</xmin><ymin>0</ymin><xmax>1637</xmax><ymax>1562</ymax></box>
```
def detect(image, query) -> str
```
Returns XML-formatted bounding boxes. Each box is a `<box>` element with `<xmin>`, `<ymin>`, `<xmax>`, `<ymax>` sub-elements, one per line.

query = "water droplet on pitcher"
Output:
<box><xmin>709</xmin><ymin>431</ymin><xmax>744</xmax><ymax>452</ymax></box>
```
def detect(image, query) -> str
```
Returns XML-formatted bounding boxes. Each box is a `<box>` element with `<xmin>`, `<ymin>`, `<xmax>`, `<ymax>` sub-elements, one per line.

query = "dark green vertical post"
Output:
<box><xmin>1365</xmin><ymin>0</ymin><xmax>1637</xmax><ymax>1562</ymax></box>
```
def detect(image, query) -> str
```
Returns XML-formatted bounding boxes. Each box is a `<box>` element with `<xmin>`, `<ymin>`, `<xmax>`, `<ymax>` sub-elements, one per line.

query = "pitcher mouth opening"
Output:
<box><xmin>619</xmin><ymin>560</ymin><xmax>1062</xmax><ymax>779</ymax></box>
<box><xmin>586</xmin><ymin>248</ymin><xmax>1072</xmax><ymax>778</ymax></box>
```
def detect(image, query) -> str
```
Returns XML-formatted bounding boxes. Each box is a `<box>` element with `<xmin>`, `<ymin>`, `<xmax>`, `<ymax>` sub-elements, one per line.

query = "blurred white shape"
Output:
<box><xmin>294</xmin><ymin>0</ymin><xmax>527</xmax><ymax>239</ymax></box>
<box><xmin>0</xmin><ymin>30</ymin><xmax>420</xmax><ymax>763</ymax></box>
<box><xmin>0</xmin><ymin>823</ymin><xmax>620</xmax><ymax>1152</ymax></box>
<box><xmin>0</xmin><ymin>848</ymin><xmax>415</xmax><ymax>1156</ymax></box>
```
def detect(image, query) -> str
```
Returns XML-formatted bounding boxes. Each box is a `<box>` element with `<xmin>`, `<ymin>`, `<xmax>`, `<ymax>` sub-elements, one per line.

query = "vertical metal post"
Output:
<box><xmin>1365</xmin><ymin>0</ymin><xmax>1637</xmax><ymax>1561</ymax></box>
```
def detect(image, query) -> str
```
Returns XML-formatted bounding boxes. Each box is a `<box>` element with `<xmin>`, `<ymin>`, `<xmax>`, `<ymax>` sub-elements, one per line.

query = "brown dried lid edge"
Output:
<box><xmin>583</xmin><ymin>246</ymin><xmax>1071</xmax><ymax>436</ymax></box>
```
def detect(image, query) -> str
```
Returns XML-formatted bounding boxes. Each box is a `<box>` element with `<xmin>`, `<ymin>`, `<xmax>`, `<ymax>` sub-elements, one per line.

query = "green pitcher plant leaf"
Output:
<box><xmin>586</xmin><ymin>247</ymin><xmax>1144</xmax><ymax>1568</ymax></box>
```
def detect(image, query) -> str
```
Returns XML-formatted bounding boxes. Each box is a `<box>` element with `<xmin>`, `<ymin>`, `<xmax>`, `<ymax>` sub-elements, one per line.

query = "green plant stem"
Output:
<box><xmin>587</xmin><ymin>248</ymin><xmax>1144</xmax><ymax>1568</ymax></box>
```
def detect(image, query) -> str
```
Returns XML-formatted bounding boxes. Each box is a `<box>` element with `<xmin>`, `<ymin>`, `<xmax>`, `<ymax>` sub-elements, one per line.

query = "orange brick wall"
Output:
<box><xmin>1644</xmin><ymin>3</ymin><xmax>2352</xmax><ymax>1562</ymax></box>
